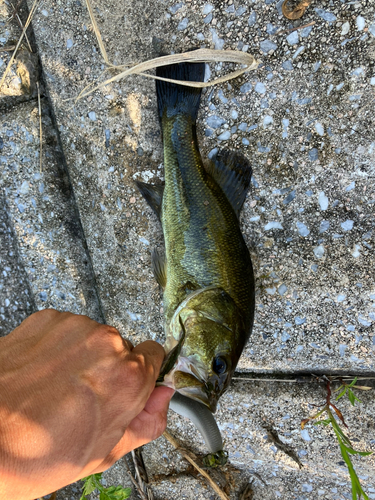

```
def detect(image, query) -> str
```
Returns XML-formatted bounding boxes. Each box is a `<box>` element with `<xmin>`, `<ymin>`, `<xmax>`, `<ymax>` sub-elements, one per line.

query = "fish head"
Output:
<box><xmin>162</xmin><ymin>287</ymin><xmax>246</xmax><ymax>412</ymax></box>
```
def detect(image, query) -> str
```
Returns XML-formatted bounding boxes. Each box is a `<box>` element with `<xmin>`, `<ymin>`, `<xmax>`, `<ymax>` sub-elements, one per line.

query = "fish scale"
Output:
<box><xmin>161</xmin><ymin>113</ymin><xmax>253</xmax><ymax>328</ymax></box>
<box><xmin>137</xmin><ymin>60</ymin><xmax>255</xmax><ymax>412</ymax></box>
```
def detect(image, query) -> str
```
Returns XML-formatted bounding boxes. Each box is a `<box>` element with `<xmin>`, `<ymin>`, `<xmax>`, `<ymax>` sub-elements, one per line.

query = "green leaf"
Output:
<box><xmin>339</xmin><ymin>443</ymin><xmax>370</xmax><ymax>500</ymax></box>
<box><xmin>347</xmin><ymin>389</ymin><xmax>361</xmax><ymax>406</ymax></box>
<box><xmin>348</xmin><ymin>389</ymin><xmax>356</xmax><ymax>406</ymax></box>
<box><xmin>80</xmin><ymin>473</ymin><xmax>103</xmax><ymax>499</ymax></box>
<box><xmin>335</xmin><ymin>386</ymin><xmax>347</xmax><ymax>401</ymax></box>
<box><xmin>348</xmin><ymin>377</ymin><xmax>358</xmax><ymax>388</ymax></box>
<box><xmin>344</xmin><ymin>446</ymin><xmax>373</xmax><ymax>457</ymax></box>
<box><xmin>81</xmin><ymin>473</ymin><xmax>131</xmax><ymax>500</ymax></box>
<box><xmin>99</xmin><ymin>486</ymin><xmax>132</xmax><ymax>500</ymax></box>
<box><xmin>329</xmin><ymin>416</ymin><xmax>352</xmax><ymax>447</ymax></box>
<box><xmin>314</xmin><ymin>418</ymin><xmax>331</xmax><ymax>426</ymax></box>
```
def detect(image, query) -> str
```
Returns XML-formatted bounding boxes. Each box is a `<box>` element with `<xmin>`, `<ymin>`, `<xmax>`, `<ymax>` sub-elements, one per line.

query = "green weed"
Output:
<box><xmin>80</xmin><ymin>472</ymin><xmax>131</xmax><ymax>500</ymax></box>
<box><xmin>301</xmin><ymin>377</ymin><xmax>373</xmax><ymax>500</ymax></box>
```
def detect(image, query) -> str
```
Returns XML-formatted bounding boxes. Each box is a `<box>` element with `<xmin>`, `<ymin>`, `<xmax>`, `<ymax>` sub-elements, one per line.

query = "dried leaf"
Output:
<box><xmin>282</xmin><ymin>0</ymin><xmax>311</xmax><ymax>20</ymax></box>
<box><xmin>330</xmin><ymin>403</ymin><xmax>348</xmax><ymax>428</ymax></box>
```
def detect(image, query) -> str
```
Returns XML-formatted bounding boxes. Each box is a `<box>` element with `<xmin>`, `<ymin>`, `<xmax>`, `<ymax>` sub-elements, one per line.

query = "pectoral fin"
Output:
<box><xmin>135</xmin><ymin>180</ymin><xmax>164</xmax><ymax>220</ymax></box>
<box><xmin>205</xmin><ymin>150</ymin><xmax>252</xmax><ymax>218</ymax></box>
<box><xmin>157</xmin><ymin>317</ymin><xmax>186</xmax><ymax>383</ymax></box>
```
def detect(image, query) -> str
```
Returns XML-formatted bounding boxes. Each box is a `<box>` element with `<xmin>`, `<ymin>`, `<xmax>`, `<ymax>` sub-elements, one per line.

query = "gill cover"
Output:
<box><xmin>160</xmin><ymin>287</ymin><xmax>246</xmax><ymax>412</ymax></box>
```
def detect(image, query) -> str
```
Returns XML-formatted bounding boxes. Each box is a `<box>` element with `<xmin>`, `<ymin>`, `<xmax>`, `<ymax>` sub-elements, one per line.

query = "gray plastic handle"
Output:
<box><xmin>170</xmin><ymin>392</ymin><xmax>223</xmax><ymax>453</ymax></box>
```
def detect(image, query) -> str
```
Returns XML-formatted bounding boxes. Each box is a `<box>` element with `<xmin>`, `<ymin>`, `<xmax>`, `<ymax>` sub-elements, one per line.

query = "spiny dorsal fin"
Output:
<box><xmin>205</xmin><ymin>150</ymin><xmax>252</xmax><ymax>218</ymax></box>
<box><xmin>152</xmin><ymin>247</ymin><xmax>167</xmax><ymax>289</ymax></box>
<box><xmin>135</xmin><ymin>180</ymin><xmax>164</xmax><ymax>220</ymax></box>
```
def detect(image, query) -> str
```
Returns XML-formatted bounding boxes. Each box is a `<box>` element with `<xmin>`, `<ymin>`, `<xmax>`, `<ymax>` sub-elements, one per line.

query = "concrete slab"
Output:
<box><xmin>55</xmin><ymin>378</ymin><xmax>375</xmax><ymax>500</ymax></box>
<box><xmin>0</xmin><ymin>99</ymin><xmax>103</xmax><ymax>325</ymax></box>
<box><xmin>0</xmin><ymin>192</ymin><xmax>35</xmax><ymax>335</ymax></box>
<box><xmin>24</xmin><ymin>0</ymin><xmax>375</xmax><ymax>373</ymax></box>
<box><xmin>1</xmin><ymin>0</ymin><xmax>375</xmax><ymax>498</ymax></box>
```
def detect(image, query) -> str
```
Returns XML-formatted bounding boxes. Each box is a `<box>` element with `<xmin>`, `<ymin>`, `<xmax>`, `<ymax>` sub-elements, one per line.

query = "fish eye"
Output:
<box><xmin>212</xmin><ymin>356</ymin><xmax>227</xmax><ymax>375</ymax></box>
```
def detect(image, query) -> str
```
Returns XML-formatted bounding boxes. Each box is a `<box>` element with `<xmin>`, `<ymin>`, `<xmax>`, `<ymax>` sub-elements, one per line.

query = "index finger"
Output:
<box><xmin>131</xmin><ymin>340</ymin><xmax>165</xmax><ymax>381</ymax></box>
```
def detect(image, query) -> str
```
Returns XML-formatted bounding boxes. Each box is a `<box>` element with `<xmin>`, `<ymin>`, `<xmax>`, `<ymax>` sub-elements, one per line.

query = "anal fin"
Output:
<box><xmin>152</xmin><ymin>247</ymin><xmax>167</xmax><ymax>289</ymax></box>
<box><xmin>205</xmin><ymin>150</ymin><xmax>252</xmax><ymax>218</ymax></box>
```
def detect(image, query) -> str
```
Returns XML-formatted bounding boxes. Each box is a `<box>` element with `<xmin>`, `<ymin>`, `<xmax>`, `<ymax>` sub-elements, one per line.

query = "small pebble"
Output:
<box><xmin>301</xmin><ymin>429</ymin><xmax>311</xmax><ymax>441</ymax></box>
<box><xmin>286</xmin><ymin>31</ymin><xmax>298</xmax><ymax>45</ymax></box>
<box><xmin>308</xmin><ymin>148</ymin><xmax>318</xmax><ymax>161</ymax></box>
<box><xmin>263</xmin><ymin>115</ymin><xmax>273</xmax><ymax>126</ymax></box>
<box><xmin>248</xmin><ymin>11</ymin><xmax>257</xmax><ymax>27</ymax></box>
<box><xmin>88</xmin><ymin>111</ymin><xmax>96</xmax><ymax>121</ymax></box>
<box><xmin>314</xmin><ymin>9</ymin><xmax>337</xmax><ymax>22</ymax></box>
<box><xmin>282</xmin><ymin>60</ymin><xmax>294</xmax><ymax>71</ymax></box>
<box><xmin>315</xmin><ymin>122</ymin><xmax>324</xmax><ymax>136</ymax></box>
<box><xmin>177</xmin><ymin>18</ymin><xmax>189</xmax><ymax>31</ymax></box>
<box><xmin>264</xmin><ymin>221</ymin><xmax>283</xmax><ymax>230</ymax></box>
<box><xmin>296</xmin><ymin>221</ymin><xmax>310</xmax><ymax>237</ymax></box>
<box><xmin>218</xmin><ymin>131</ymin><xmax>231</xmax><ymax>141</ymax></box>
<box><xmin>260</xmin><ymin>40</ymin><xmax>277</xmax><ymax>53</ymax></box>
<box><xmin>341</xmin><ymin>220</ymin><xmax>354</xmax><ymax>231</ymax></box>
<box><xmin>207</xmin><ymin>115</ymin><xmax>226</xmax><ymax>129</ymax></box>
<box><xmin>356</xmin><ymin>16</ymin><xmax>365</xmax><ymax>31</ymax></box>
<box><xmin>341</xmin><ymin>21</ymin><xmax>350</xmax><ymax>35</ymax></box>
<box><xmin>318</xmin><ymin>192</ymin><xmax>329</xmax><ymax>210</ymax></box>
<box><xmin>202</xmin><ymin>4</ymin><xmax>213</xmax><ymax>14</ymax></box>
<box><xmin>255</xmin><ymin>82</ymin><xmax>266</xmax><ymax>94</ymax></box>
<box><xmin>313</xmin><ymin>245</ymin><xmax>324</xmax><ymax>258</ymax></box>
<box><xmin>240</xmin><ymin>82</ymin><xmax>252</xmax><ymax>93</ymax></box>
<box><xmin>319</xmin><ymin>220</ymin><xmax>330</xmax><ymax>233</ymax></box>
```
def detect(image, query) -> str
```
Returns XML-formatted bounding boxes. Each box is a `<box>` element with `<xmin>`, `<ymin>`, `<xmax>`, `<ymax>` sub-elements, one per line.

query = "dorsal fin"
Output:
<box><xmin>152</xmin><ymin>247</ymin><xmax>167</xmax><ymax>289</ymax></box>
<box><xmin>135</xmin><ymin>180</ymin><xmax>164</xmax><ymax>220</ymax></box>
<box><xmin>205</xmin><ymin>150</ymin><xmax>252</xmax><ymax>218</ymax></box>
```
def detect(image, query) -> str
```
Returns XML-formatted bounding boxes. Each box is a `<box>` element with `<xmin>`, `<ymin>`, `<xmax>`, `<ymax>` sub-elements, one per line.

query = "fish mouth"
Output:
<box><xmin>178</xmin><ymin>382</ymin><xmax>219</xmax><ymax>413</ymax></box>
<box><xmin>160</xmin><ymin>357</ymin><xmax>219</xmax><ymax>412</ymax></box>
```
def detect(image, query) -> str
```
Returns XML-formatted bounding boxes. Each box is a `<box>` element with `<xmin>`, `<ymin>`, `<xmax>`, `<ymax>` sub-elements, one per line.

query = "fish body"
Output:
<box><xmin>137</xmin><ymin>61</ymin><xmax>255</xmax><ymax>412</ymax></box>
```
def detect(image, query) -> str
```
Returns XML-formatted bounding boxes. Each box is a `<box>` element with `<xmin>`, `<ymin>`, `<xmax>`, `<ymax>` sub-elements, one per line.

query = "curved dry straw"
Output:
<box><xmin>75</xmin><ymin>49</ymin><xmax>261</xmax><ymax>102</ymax></box>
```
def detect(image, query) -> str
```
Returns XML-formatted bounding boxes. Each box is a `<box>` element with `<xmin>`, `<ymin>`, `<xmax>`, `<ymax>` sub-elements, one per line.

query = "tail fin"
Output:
<box><xmin>156</xmin><ymin>61</ymin><xmax>205</xmax><ymax>120</ymax></box>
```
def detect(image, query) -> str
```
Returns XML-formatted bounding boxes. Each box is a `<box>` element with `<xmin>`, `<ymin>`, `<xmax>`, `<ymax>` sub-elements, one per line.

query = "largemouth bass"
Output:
<box><xmin>136</xmin><ymin>61</ymin><xmax>255</xmax><ymax>413</ymax></box>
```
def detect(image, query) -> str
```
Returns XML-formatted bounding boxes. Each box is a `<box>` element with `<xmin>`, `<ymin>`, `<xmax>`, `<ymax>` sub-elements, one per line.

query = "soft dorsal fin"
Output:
<box><xmin>135</xmin><ymin>180</ymin><xmax>164</xmax><ymax>220</ymax></box>
<box><xmin>152</xmin><ymin>247</ymin><xmax>167</xmax><ymax>289</ymax></box>
<box><xmin>205</xmin><ymin>150</ymin><xmax>252</xmax><ymax>218</ymax></box>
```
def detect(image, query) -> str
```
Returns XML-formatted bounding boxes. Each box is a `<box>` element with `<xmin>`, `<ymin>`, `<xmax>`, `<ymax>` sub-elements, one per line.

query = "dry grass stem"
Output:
<box><xmin>232</xmin><ymin>377</ymin><xmax>301</xmax><ymax>383</ymax></box>
<box><xmin>123</xmin><ymin>456</ymin><xmax>149</xmax><ymax>500</ymax></box>
<box><xmin>84</xmin><ymin>0</ymin><xmax>109</xmax><ymax>64</ymax></box>
<box><xmin>36</xmin><ymin>81</ymin><xmax>42</xmax><ymax>172</ymax></box>
<box><xmin>75</xmin><ymin>49</ymin><xmax>260</xmax><ymax>102</ymax></box>
<box><xmin>163</xmin><ymin>430</ymin><xmax>230</xmax><ymax>500</ymax></box>
<box><xmin>11</xmin><ymin>2</ymin><xmax>33</xmax><ymax>52</ymax></box>
<box><xmin>277</xmin><ymin>20</ymin><xmax>315</xmax><ymax>34</ymax></box>
<box><xmin>0</xmin><ymin>45</ymin><xmax>17</xmax><ymax>52</ymax></box>
<box><xmin>0</xmin><ymin>0</ymin><xmax>39</xmax><ymax>92</ymax></box>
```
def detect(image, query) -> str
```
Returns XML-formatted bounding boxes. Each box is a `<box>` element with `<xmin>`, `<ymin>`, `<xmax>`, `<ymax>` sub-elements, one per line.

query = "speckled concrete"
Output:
<box><xmin>15</xmin><ymin>0</ymin><xmax>374</xmax><ymax>372</ymax></box>
<box><xmin>1</xmin><ymin>0</ymin><xmax>375</xmax><ymax>498</ymax></box>
<box><xmin>0</xmin><ymin>99</ymin><xmax>103</xmax><ymax>326</ymax></box>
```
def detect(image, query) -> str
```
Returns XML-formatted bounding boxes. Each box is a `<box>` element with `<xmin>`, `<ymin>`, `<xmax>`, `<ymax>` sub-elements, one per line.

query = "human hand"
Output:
<box><xmin>0</xmin><ymin>309</ymin><xmax>174</xmax><ymax>500</ymax></box>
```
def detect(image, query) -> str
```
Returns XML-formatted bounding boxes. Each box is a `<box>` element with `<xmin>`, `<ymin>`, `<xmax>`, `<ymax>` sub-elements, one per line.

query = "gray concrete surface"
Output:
<box><xmin>1</xmin><ymin>0</ymin><xmax>375</xmax><ymax>498</ymax></box>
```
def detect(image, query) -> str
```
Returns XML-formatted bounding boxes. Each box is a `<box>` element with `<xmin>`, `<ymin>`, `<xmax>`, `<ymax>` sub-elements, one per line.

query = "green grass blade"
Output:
<box><xmin>335</xmin><ymin>386</ymin><xmax>347</xmax><ymax>400</ymax></box>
